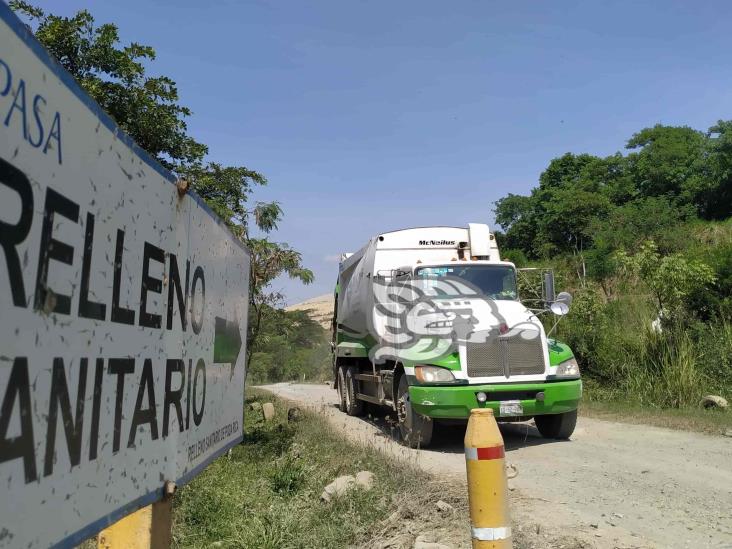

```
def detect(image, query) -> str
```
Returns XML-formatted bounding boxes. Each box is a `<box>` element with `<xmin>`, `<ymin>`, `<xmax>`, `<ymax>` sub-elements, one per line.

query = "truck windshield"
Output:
<box><xmin>414</xmin><ymin>264</ymin><xmax>518</xmax><ymax>300</ymax></box>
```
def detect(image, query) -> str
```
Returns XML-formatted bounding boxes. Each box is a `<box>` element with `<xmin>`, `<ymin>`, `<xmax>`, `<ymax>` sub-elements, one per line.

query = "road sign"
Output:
<box><xmin>0</xmin><ymin>5</ymin><xmax>249</xmax><ymax>547</ymax></box>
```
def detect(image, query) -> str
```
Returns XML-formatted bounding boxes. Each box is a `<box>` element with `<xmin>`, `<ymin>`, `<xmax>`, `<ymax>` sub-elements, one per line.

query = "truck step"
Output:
<box><xmin>354</xmin><ymin>373</ymin><xmax>380</xmax><ymax>383</ymax></box>
<box><xmin>356</xmin><ymin>393</ymin><xmax>394</xmax><ymax>408</ymax></box>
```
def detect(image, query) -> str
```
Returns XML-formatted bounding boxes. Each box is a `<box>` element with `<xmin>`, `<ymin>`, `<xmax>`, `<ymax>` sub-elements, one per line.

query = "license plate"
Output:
<box><xmin>499</xmin><ymin>400</ymin><xmax>523</xmax><ymax>416</ymax></box>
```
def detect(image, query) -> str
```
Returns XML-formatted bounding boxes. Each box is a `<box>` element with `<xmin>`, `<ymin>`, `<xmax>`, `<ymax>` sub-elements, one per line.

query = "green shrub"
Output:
<box><xmin>270</xmin><ymin>456</ymin><xmax>306</xmax><ymax>495</ymax></box>
<box><xmin>557</xmin><ymin>287</ymin><xmax>730</xmax><ymax>408</ymax></box>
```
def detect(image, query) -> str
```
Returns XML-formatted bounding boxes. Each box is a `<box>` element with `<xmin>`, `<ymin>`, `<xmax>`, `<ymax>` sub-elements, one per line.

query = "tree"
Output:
<box><xmin>495</xmin><ymin>179</ymin><xmax>612</xmax><ymax>264</ymax></box>
<box><xmin>10</xmin><ymin>0</ymin><xmax>207</xmax><ymax>170</ymax></box>
<box><xmin>494</xmin><ymin>193</ymin><xmax>539</xmax><ymax>254</ymax></box>
<box><xmin>492</xmin><ymin>122</ymin><xmax>732</xmax><ymax>263</ymax></box>
<box><xmin>538</xmin><ymin>153</ymin><xmax>598</xmax><ymax>190</ymax></box>
<box><xmin>580</xmin><ymin>153</ymin><xmax>636</xmax><ymax>206</ymax></box>
<box><xmin>184</xmin><ymin>164</ymin><xmax>315</xmax><ymax>370</ymax></box>
<box><xmin>616</xmin><ymin>241</ymin><xmax>716</xmax><ymax>320</ymax></box>
<box><xmin>246</xmin><ymin>239</ymin><xmax>314</xmax><ymax>372</ymax></box>
<box><xmin>704</xmin><ymin>121</ymin><xmax>732</xmax><ymax>219</ymax></box>
<box><xmin>535</xmin><ymin>184</ymin><xmax>612</xmax><ymax>263</ymax></box>
<box><xmin>246</xmin><ymin>306</ymin><xmax>329</xmax><ymax>383</ymax></box>
<box><xmin>185</xmin><ymin>163</ymin><xmax>276</xmax><ymax>239</ymax></box>
<box><xmin>12</xmin><ymin>2</ymin><xmax>314</xmax><ymax>371</ymax></box>
<box><xmin>625</xmin><ymin>124</ymin><xmax>708</xmax><ymax>212</ymax></box>
<box><xmin>182</xmin><ymin>164</ymin><xmax>314</xmax><ymax>370</ymax></box>
<box><xmin>585</xmin><ymin>196</ymin><xmax>693</xmax><ymax>296</ymax></box>
<box><xmin>495</xmin><ymin>153</ymin><xmax>626</xmax><ymax>259</ymax></box>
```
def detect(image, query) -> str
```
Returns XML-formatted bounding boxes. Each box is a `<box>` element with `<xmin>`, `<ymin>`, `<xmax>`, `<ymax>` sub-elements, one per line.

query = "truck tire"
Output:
<box><xmin>337</xmin><ymin>366</ymin><xmax>347</xmax><ymax>412</ymax></box>
<box><xmin>396</xmin><ymin>375</ymin><xmax>433</xmax><ymax>448</ymax></box>
<box><xmin>345</xmin><ymin>367</ymin><xmax>365</xmax><ymax>416</ymax></box>
<box><xmin>534</xmin><ymin>410</ymin><xmax>577</xmax><ymax>439</ymax></box>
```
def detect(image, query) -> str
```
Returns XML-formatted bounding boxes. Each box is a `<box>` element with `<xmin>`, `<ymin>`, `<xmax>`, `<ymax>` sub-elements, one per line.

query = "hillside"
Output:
<box><xmin>286</xmin><ymin>294</ymin><xmax>334</xmax><ymax>329</ymax></box>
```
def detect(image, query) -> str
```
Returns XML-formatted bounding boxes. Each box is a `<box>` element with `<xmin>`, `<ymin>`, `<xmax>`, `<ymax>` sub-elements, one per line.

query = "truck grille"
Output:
<box><xmin>466</xmin><ymin>329</ymin><xmax>545</xmax><ymax>378</ymax></box>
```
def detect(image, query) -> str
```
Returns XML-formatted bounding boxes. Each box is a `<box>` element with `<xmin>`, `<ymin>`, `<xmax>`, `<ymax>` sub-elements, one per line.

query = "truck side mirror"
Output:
<box><xmin>550</xmin><ymin>291</ymin><xmax>573</xmax><ymax>316</ymax></box>
<box><xmin>542</xmin><ymin>271</ymin><xmax>556</xmax><ymax>304</ymax></box>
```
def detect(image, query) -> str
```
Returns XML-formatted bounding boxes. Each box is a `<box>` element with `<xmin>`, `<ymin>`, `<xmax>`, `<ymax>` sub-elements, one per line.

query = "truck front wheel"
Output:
<box><xmin>534</xmin><ymin>410</ymin><xmax>577</xmax><ymax>439</ymax></box>
<box><xmin>396</xmin><ymin>375</ymin><xmax>433</xmax><ymax>448</ymax></box>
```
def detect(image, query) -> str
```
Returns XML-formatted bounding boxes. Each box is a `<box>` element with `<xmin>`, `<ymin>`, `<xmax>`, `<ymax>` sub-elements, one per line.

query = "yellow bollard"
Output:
<box><xmin>464</xmin><ymin>408</ymin><xmax>512</xmax><ymax>548</ymax></box>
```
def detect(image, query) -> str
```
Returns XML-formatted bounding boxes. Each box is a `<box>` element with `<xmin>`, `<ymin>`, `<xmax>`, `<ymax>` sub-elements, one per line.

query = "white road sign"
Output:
<box><xmin>0</xmin><ymin>5</ymin><xmax>249</xmax><ymax>547</ymax></box>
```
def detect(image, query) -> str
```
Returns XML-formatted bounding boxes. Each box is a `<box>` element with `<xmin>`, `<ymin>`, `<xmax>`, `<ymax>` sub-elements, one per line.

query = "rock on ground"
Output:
<box><xmin>435</xmin><ymin>500</ymin><xmax>454</xmax><ymax>515</ymax></box>
<box><xmin>248</xmin><ymin>401</ymin><xmax>262</xmax><ymax>411</ymax></box>
<box><xmin>262</xmin><ymin>402</ymin><xmax>275</xmax><ymax>421</ymax></box>
<box><xmin>321</xmin><ymin>471</ymin><xmax>376</xmax><ymax>502</ymax></box>
<box><xmin>321</xmin><ymin>475</ymin><xmax>356</xmax><ymax>502</ymax></box>
<box><xmin>355</xmin><ymin>470</ymin><xmax>375</xmax><ymax>490</ymax></box>
<box><xmin>287</xmin><ymin>406</ymin><xmax>304</xmax><ymax>422</ymax></box>
<box><xmin>701</xmin><ymin>395</ymin><xmax>729</xmax><ymax>409</ymax></box>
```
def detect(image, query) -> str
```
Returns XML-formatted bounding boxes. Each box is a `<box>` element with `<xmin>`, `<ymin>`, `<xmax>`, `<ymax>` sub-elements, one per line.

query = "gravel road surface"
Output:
<box><xmin>261</xmin><ymin>382</ymin><xmax>732</xmax><ymax>549</ymax></box>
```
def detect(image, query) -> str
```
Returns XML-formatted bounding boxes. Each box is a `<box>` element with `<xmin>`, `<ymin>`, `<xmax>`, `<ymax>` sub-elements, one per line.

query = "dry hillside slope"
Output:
<box><xmin>286</xmin><ymin>294</ymin><xmax>334</xmax><ymax>329</ymax></box>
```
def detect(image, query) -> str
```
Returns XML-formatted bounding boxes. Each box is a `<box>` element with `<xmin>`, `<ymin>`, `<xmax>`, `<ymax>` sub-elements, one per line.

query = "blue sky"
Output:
<box><xmin>36</xmin><ymin>0</ymin><xmax>732</xmax><ymax>303</ymax></box>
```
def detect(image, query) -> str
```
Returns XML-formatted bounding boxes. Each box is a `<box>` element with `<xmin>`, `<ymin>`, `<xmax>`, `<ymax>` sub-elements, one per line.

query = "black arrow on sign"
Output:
<box><xmin>214</xmin><ymin>316</ymin><xmax>242</xmax><ymax>370</ymax></box>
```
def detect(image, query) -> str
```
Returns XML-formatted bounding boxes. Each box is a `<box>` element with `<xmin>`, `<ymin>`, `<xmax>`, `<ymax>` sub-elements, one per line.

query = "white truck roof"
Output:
<box><xmin>336</xmin><ymin>223</ymin><xmax>502</xmax><ymax>337</ymax></box>
<box><xmin>340</xmin><ymin>223</ymin><xmax>500</xmax><ymax>275</ymax></box>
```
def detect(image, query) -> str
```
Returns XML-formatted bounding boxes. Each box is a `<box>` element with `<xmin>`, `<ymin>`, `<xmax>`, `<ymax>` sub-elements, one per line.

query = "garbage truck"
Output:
<box><xmin>332</xmin><ymin>223</ymin><xmax>582</xmax><ymax>447</ymax></box>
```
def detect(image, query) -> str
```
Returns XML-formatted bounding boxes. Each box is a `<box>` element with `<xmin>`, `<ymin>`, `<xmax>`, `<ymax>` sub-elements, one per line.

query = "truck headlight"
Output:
<box><xmin>555</xmin><ymin>357</ymin><xmax>580</xmax><ymax>378</ymax></box>
<box><xmin>415</xmin><ymin>365</ymin><xmax>456</xmax><ymax>383</ymax></box>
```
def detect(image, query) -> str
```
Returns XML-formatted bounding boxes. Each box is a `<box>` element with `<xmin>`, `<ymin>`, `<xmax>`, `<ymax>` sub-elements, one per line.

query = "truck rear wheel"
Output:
<box><xmin>396</xmin><ymin>375</ymin><xmax>433</xmax><ymax>448</ymax></box>
<box><xmin>337</xmin><ymin>366</ymin><xmax>347</xmax><ymax>412</ymax></box>
<box><xmin>534</xmin><ymin>410</ymin><xmax>577</xmax><ymax>439</ymax></box>
<box><xmin>345</xmin><ymin>367</ymin><xmax>365</xmax><ymax>416</ymax></box>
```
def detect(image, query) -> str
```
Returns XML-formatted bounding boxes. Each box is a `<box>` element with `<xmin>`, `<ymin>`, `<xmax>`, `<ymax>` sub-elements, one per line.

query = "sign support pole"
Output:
<box><xmin>96</xmin><ymin>482</ymin><xmax>176</xmax><ymax>549</ymax></box>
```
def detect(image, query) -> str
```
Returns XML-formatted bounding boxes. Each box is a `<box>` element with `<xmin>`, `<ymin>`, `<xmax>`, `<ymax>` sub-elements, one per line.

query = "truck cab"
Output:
<box><xmin>333</xmin><ymin>224</ymin><xmax>581</xmax><ymax>447</ymax></box>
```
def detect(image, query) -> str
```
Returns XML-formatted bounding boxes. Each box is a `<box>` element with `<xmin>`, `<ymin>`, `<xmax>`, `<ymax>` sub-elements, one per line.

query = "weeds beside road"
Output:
<box><xmin>172</xmin><ymin>387</ymin><xmax>595</xmax><ymax>549</ymax></box>
<box><xmin>172</xmin><ymin>389</ymin><xmax>470</xmax><ymax>548</ymax></box>
<box><xmin>580</xmin><ymin>390</ymin><xmax>731</xmax><ymax>435</ymax></box>
<box><xmin>265</xmin><ymin>382</ymin><xmax>732</xmax><ymax>549</ymax></box>
<box><xmin>171</xmin><ymin>384</ymin><xmax>730</xmax><ymax>548</ymax></box>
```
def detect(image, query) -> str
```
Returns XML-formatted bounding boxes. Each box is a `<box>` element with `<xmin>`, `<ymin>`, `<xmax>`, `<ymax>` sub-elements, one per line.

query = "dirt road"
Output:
<box><xmin>261</xmin><ymin>382</ymin><xmax>732</xmax><ymax>549</ymax></box>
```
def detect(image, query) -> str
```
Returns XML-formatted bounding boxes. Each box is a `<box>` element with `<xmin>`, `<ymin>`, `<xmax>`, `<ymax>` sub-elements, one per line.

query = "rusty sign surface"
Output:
<box><xmin>0</xmin><ymin>5</ymin><xmax>249</xmax><ymax>548</ymax></box>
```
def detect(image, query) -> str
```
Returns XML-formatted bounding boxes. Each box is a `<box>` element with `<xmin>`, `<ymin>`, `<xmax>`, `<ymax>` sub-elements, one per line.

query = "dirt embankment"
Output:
<box><xmin>286</xmin><ymin>294</ymin><xmax>334</xmax><ymax>329</ymax></box>
<box><xmin>262</xmin><ymin>382</ymin><xmax>732</xmax><ymax>549</ymax></box>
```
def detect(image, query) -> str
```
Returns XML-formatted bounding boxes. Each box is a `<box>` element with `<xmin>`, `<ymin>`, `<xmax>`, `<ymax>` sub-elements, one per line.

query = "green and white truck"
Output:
<box><xmin>332</xmin><ymin>223</ymin><xmax>582</xmax><ymax>447</ymax></box>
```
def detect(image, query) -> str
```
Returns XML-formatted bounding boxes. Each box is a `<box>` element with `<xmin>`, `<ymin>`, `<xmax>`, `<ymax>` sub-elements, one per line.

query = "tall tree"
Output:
<box><xmin>11</xmin><ymin>2</ymin><xmax>314</xmax><ymax>370</ymax></box>
<box><xmin>625</xmin><ymin>124</ymin><xmax>707</xmax><ymax>211</ymax></box>
<box><xmin>494</xmin><ymin>193</ymin><xmax>539</xmax><ymax>254</ymax></box>
<box><xmin>183</xmin><ymin>165</ymin><xmax>314</xmax><ymax>369</ymax></box>
<box><xmin>246</xmin><ymin>240</ymin><xmax>314</xmax><ymax>372</ymax></box>
<box><xmin>705</xmin><ymin>121</ymin><xmax>732</xmax><ymax>219</ymax></box>
<box><xmin>10</xmin><ymin>0</ymin><xmax>207</xmax><ymax>170</ymax></box>
<box><xmin>185</xmin><ymin>163</ymin><xmax>275</xmax><ymax>239</ymax></box>
<box><xmin>538</xmin><ymin>153</ymin><xmax>598</xmax><ymax>190</ymax></box>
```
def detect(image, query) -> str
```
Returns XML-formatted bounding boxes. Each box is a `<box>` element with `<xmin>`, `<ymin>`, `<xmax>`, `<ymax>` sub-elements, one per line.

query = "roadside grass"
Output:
<box><xmin>172</xmin><ymin>389</ymin><xmax>469</xmax><ymax>548</ymax></box>
<box><xmin>581</xmin><ymin>381</ymin><xmax>731</xmax><ymax>435</ymax></box>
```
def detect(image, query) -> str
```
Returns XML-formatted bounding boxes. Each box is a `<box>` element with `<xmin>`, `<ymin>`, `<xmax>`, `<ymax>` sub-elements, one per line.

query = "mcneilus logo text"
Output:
<box><xmin>418</xmin><ymin>240</ymin><xmax>456</xmax><ymax>246</ymax></box>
